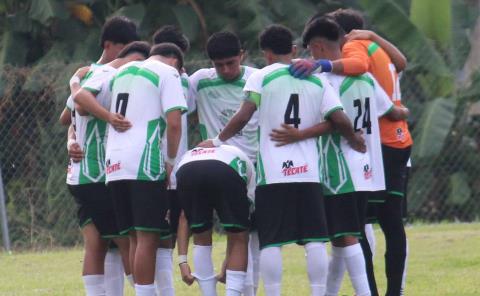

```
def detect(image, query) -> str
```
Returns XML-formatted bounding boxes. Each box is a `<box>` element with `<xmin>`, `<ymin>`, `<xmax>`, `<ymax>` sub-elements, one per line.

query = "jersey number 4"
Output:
<box><xmin>284</xmin><ymin>94</ymin><xmax>301</xmax><ymax>128</ymax></box>
<box><xmin>115</xmin><ymin>93</ymin><xmax>129</xmax><ymax>116</ymax></box>
<box><xmin>353</xmin><ymin>97</ymin><xmax>372</xmax><ymax>134</ymax></box>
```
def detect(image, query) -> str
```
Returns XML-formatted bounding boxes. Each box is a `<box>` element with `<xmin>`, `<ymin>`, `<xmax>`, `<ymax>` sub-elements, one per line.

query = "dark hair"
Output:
<box><xmin>150</xmin><ymin>43</ymin><xmax>184</xmax><ymax>70</ymax></box>
<box><xmin>302</xmin><ymin>16</ymin><xmax>344</xmax><ymax>48</ymax></box>
<box><xmin>117</xmin><ymin>41</ymin><xmax>151</xmax><ymax>59</ymax></box>
<box><xmin>259</xmin><ymin>24</ymin><xmax>293</xmax><ymax>55</ymax></box>
<box><xmin>206</xmin><ymin>31</ymin><xmax>241</xmax><ymax>60</ymax></box>
<box><xmin>327</xmin><ymin>8</ymin><xmax>365</xmax><ymax>34</ymax></box>
<box><xmin>152</xmin><ymin>25</ymin><xmax>190</xmax><ymax>53</ymax></box>
<box><xmin>100</xmin><ymin>16</ymin><xmax>139</xmax><ymax>48</ymax></box>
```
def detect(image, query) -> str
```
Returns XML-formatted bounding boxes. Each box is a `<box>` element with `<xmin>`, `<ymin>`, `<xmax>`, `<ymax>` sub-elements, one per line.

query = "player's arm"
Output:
<box><xmin>345</xmin><ymin>29</ymin><xmax>407</xmax><ymax>73</ymax></box>
<box><xmin>177</xmin><ymin>211</ymin><xmax>195</xmax><ymax>285</ymax></box>
<box><xmin>270</xmin><ymin>122</ymin><xmax>333</xmax><ymax>147</ymax></box>
<box><xmin>67</xmin><ymin>124</ymin><xmax>83</xmax><ymax>162</ymax></box>
<box><xmin>59</xmin><ymin>107</ymin><xmax>71</xmax><ymax>125</ymax></box>
<box><xmin>383</xmin><ymin>106</ymin><xmax>410</xmax><ymax>121</ymax></box>
<box><xmin>166</xmin><ymin>110</ymin><xmax>182</xmax><ymax>161</ymax></box>
<box><xmin>328</xmin><ymin>109</ymin><xmax>366</xmax><ymax>153</ymax></box>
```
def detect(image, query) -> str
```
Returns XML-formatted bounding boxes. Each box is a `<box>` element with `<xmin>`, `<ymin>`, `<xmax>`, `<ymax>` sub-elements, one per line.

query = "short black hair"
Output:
<box><xmin>150</xmin><ymin>43</ymin><xmax>184</xmax><ymax>70</ymax></box>
<box><xmin>117</xmin><ymin>41</ymin><xmax>151</xmax><ymax>59</ymax></box>
<box><xmin>206</xmin><ymin>31</ymin><xmax>241</xmax><ymax>60</ymax></box>
<box><xmin>259</xmin><ymin>24</ymin><xmax>293</xmax><ymax>55</ymax></box>
<box><xmin>327</xmin><ymin>8</ymin><xmax>365</xmax><ymax>34</ymax></box>
<box><xmin>100</xmin><ymin>16</ymin><xmax>139</xmax><ymax>48</ymax></box>
<box><xmin>152</xmin><ymin>25</ymin><xmax>190</xmax><ymax>53</ymax></box>
<box><xmin>302</xmin><ymin>16</ymin><xmax>344</xmax><ymax>48</ymax></box>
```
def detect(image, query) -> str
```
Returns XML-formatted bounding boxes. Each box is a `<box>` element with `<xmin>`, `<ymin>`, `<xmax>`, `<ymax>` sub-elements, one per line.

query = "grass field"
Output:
<box><xmin>0</xmin><ymin>223</ymin><xmax>479</xmax><ymax>296</ymax></box>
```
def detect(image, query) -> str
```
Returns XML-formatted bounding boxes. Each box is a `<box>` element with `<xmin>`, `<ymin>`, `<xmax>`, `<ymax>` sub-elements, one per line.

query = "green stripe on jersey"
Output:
<box><xmin>79</xmin><ymin>119</ymin><xmax>107</xmax><ymax>184</ymax></box>
<box><xmin>112</xmin><ymin>66</ymin><xmax>159</xmax><ymax>89</ymax></box>
<box><xmin>339</xmin><ymin>75</ymin><xmax>375</xmax><ymax>96</ymax></box>
<box><xmin>262</xmin><ymin>68</ymin><xmax>323</xmax><ymax>88</ymax></box>
<box><xmin>249</xmin><ymin>92</ymin><xmax>261</xmax><ymax>107</ymax></box>
<box><xmin>181</xmin><ymin>77</ymin><xmax>189</xmax><ymax>88</ymax></box>
<box><xmin>197</xmin><ymin>77</ymin><xmax>246</xmax><ymax>91</ymax></box>
<box><xmin>137</xmin><ymin>119</ymin><xmax>166</xmax><ymax>181</ymax></box>
<box><xmin>229</xmin><ymin>157</ymin><xmax>248</xmax><ymax>182</ymax></box>
<box><xmin>199</xmin><ymin>124</ymin><xmax>208</xmax><ymax>140</ymax></box>
<box><xmin>368</xmin><ymin>42</ymin><xmax>380</xmax><ymax>56</ymax></box>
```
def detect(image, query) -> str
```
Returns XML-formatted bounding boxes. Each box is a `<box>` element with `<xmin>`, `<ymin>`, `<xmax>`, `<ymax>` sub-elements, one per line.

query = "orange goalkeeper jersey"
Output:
<box><xmin>341</xmin><ymin>40</ymin><xmax>413</xmax><ymax>148</ymax></box>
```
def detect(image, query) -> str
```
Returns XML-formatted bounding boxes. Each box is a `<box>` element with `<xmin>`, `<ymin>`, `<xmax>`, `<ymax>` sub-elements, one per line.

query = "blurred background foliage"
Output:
<box><xmin>1</xmin><ymin>0</ymin><xmax>480</xmax><ymax>249</ymax></box>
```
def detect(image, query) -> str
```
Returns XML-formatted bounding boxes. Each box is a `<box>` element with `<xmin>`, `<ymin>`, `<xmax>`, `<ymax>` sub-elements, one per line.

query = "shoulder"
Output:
<box><xmin>242</xmin><ymin>65</ymin><xmax>259</xmax><ymax>79</ymax></box>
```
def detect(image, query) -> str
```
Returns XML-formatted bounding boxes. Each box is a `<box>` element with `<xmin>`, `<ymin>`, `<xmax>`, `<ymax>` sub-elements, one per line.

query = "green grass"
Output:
<box><xmin>1</xmin><ymin>223</ymin><xmax>479</xmax><ymax>295</ymax></box>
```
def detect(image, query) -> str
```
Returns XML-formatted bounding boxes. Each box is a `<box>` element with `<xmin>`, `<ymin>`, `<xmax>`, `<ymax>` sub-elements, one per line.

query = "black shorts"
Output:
<box><xmin>168</xmin><ymin>189</ymin><xmax>182</xmax><ymax>235</ymax></box>
<box><xmin>325</xmin><ymin>192</ymin><xmax>368</xmax><ymax>239</ymax></box>
<box><xmin>107</xmin><ymin>180</ymin><xmax>170</xmax><ymax>235</ymax></box>
<box><xmin>382</xmin><ymin>145</ymin><xmax>411</xmax><ymax>197</ymax></box>
<box><xmin>255</xmin><ymin>183</ymin><xmax>329</xmax><ymax>249</ymax></box>
<box><xmin>176</xmin><ymin>160</ymin><xmax>251</xmax><ymax>234</ymax></box>
<box><xmin>68</xmin><ymin>183</ymin><xmax>120</xmax><ymax>238</ymax></box>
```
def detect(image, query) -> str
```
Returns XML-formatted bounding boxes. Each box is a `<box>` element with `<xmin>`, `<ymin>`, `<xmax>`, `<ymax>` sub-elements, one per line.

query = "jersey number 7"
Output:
<box><xmin>284</xmin><ymin>94</ymin><xmax>301</xmax><ymax>128</ymax></box>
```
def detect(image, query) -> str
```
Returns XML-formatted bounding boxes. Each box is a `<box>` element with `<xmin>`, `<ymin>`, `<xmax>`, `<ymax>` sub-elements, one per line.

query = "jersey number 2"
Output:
<box><xmin>284</xmin><ymin>94</ymin><xmax>301</xmax><ymax>128</ymax></box>
<box><xmin>353</xmin><ymin>97</ymin><xmax>372</xmax><ymax>134</ymax></box>
<box><xmin>115</xmin><ymin>93</ymin><xmax>129</xmax><ymax>116</ymax></box>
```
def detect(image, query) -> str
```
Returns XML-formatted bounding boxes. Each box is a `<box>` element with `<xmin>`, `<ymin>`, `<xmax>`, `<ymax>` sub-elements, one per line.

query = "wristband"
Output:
<box><xmin>212</xmin><ymin>135</ymin><xmax>224</xmax><ymax>147</ymax></box>
<box><xmin>178</xmin><ymin>255</ymin><xmax>188</xmax><ymax>265</ymax></box>
<box><xmin>314</xmin><ymin>59</ymin><xmax>333</xmax><ymax>73</ymax></box>
<box><xmin>165</xmin><ymin>155</ymin><xmax>176</xmax><ymax>166</ymax></box>
<box><xmin>69</xmin><ymin>75</ymin><xmax>81</xmax><ymax>87</ymax></box>
<box><xmin>67</xmin><ymin>139</ymin><xmax>77</xmax><ymax>149</ymax></box>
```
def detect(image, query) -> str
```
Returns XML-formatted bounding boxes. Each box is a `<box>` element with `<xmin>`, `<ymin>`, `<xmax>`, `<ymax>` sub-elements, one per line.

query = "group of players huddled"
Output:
<box><xmin>60</xmin><ymin>7</ymin><xmax>412</xmax><ymax>296</ymax></box>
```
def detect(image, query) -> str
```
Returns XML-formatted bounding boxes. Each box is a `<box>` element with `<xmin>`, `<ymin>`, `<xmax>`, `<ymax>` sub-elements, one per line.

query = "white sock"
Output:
<box><xmin>260</xmin><ymin>247</ymin><xmax>282</xmax><ymax>296</ymax></box>
<box><xmin>155</xmin><ymin>248</ymin><xmax>175</xmax><ymax>296</ymax></box>
<box><xmin>104</xmin><ymin>249</ymin><xmax>124</xmax><ymax>296</ymax></box>
<box><xmin>126</xmin><ymin>274</ymin><xmax>134</xmax><ymax>288</ymax></box>
<box><xmin>325</xmin><ymin>248</ymin><xmax>346</xmax><ymax>296</ymax></box>
<box><xmin>365</xmin><ymin>224</ymin><xmax>376</xmax><ymax>257</ymax></box>
<box><xmin>305</xmin><ymin>243</ymin><xmax>328</xmax><ymax>296</ymax></box>
<box><xmin>226</xmin><ymin>270</ymin><xmax>246</xmax><ymax>296</ymax></box>
<box><xmin>192</xmin><ymin>245</ymin><xmax>217</xmax><ymax>296</ymax></box>
<box><xmin>135</xmin><ymin>283</ymin><xmax>156</xmax><ymax>296</ymax></box>
<box><xmin>83</xmin><ymin>274</ymin><xmax>106</xmax><ymax>296</ymax></box>
<box><xmin>250</xmin><ymin>231</ymin><xmax>261</xmax><ymax>293</ymax></box>
<box><xmin>243</xmin><ymin>240</ymin><xmax>255</xmax><ymax>296</ymax></box>
<box><xmin>401</xmin><ymin>239</ymin><xmax>409</xmax><ymax>295</ymax></box>
<box><xmin>341</xmin><ymin>244</ymin><xmax>371</xmax><ymax>296</ymax></box>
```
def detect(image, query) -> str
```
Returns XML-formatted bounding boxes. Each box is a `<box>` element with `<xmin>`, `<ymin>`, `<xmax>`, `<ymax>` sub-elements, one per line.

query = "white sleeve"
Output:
<box><xmin>245</xmin><ymin>157</ymin><xmax>256</xmax><ymax>203</ymax></box>
<box><xmin>243</xmin><ymin>70</ymin><xmax>264</xmax><ymax>107</ymax></box>
<box><xmin>181</xmin><ymin>74</ymin><xmax>196</xmax><ymax>114</ymax></box>
<box><xmin>160</xmin><ymin>68</ymin><xmax>188</xmax><ymax>115</ymax></box>
<box><xmin>320</xmin><ymin>78</ymin><xmax>344</xmax><ymax>119</ymax></box>
<box><xmin>188</xmin><ymin>70</ymin><xmax>204</xmax><ymax>113</ymax></box>
<box><xmin>66</xmin><ymin>95</ymin><xmax>74</xmax><ymax>110</ymax></box>
<box><xmin>82</xmin><ymin>69</ymin><xmax>109</xmax><ymax>95</ymax></box>
<box><xmin>373</xmin><ymin>77</ymin><xmax>394</xmax><ymax>117</ymax></box>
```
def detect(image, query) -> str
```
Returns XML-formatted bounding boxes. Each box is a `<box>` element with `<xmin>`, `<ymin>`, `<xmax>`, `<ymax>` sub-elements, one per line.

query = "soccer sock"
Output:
<box><xmin>126</xmin><ymin>274</ymin><xmax>134</xmax><ymax>288</ymax></box>
<box><xmin>365</xmin><ymin>224</ymin><xmax>376</xmax><ymax>257</ymax></box>
<box><xmin>260</xmin><ymin>247</ymin><xmax>282</xmax><ymax>296</ymax></box>
<box><xmin>243</xmin><ymin>241</ymin><xmax>255</xmax><ymax>296</ymax></box>
<box><xmin>155</xmin><ymin>248</ymin><xmax>175</xmax><ymax>296</ymax></box>
<box><xmin>305</xmin><ymin>242</ymin><xmax>328</xmax><ymax>296</ymax></box>
<box><xmin>226</xmin><ymin>270</ymin><xmax>247</xmax><ymax>296</ymax></box>
<box><xmin>135</xmin><ymin>283</ymin><xmax>156</xmax><ymax>296</ymax></box>
<box><xmin>83</xmin><ymin>274</ymin><xmax>105</xmax><ymax>296</ymax></box>
<box><xmin>250</xmin><ymin>231</ymin><xmax>261</xmax><ymax>293</ymax></box>
<box><xmin>192</xmin><ymin>245</ymin><xmax>217</xmax><ymax>296</ymax></box>
<box><xmin>325</xmin><ymin>247</ymin><xmax>346</xmax><ymax>296</ymax></box>
<box><xmin>341</xmin><ymin>244</ymin><xmax>371</xmax><ymax>296</ymax></box>
<box><xmin>104</xmin><ymin>249</ymin><xmax>124</xmax><ymax>296</ymax></box>
<box><xmin>400</xmin><ymin>239</ymin><xmax>409</xmax><ymax>295</ymax></box>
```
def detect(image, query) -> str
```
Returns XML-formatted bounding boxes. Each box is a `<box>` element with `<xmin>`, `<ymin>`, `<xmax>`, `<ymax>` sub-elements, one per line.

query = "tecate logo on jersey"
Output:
<box><xmin>363</xmin><ymin>164</ymin><xmax>372</xmax><ymax>180</ymax></box>
<box><xmin>191</xmin><ymin>148</ymin><xmax>215</xmax><ymax>156</ymax></box>
<box><xmin>106</xmin><ymin>159</ymin><xmax>121</xmax><ymax>174</ymax></box>
<box><xmin>282</xmin><ymin>160</ymin><xmax>308</xmax><ymax>176</ymax></box>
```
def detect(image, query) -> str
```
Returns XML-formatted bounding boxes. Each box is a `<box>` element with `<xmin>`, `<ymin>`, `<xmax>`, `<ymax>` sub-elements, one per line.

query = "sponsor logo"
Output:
<box><xmin>363</xmin><ymin>164</ymin><xmax>372</xmax><ymax>180</ymax></box>
<box><xmin>396</xmin><ymin>128</ymin><xmax>405</xmax><ymax>141</ymax></box>
<box><xmin>191</xmin><ymin>148</ymin><xmax>215</xmax><ymax>156</ymax></box>
<box><xmin>106</xmin><ymin>159</ymin><xmax>121</xmax><ymax>174</ymax></box>
<box><xmin>281</xmin><ymin>160</ymin><xmax>308</xmax><ymax>176</ymax></box>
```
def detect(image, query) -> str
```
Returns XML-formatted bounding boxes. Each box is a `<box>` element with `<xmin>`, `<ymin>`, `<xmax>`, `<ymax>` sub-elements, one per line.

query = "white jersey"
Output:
<box><xmin>65</xmin><ymin>63</ymin><xmax>101</xmax><ymax>111</ymax></box>
<box><xmin>320</xmin><ymin>73</ymin><xmax>393</xmax><ymax>195</ymax></box>
<box><xmin>244</xmin><ymin>63</ymin><xmax>343</xmax><ymax>185</ymax></box>
<box><xmin>105</xmin><ymin>59</ymin><xmax>187</xmax><ymax>183</ymax></box>
<box><xmin>189</xmin><ymin>66</ymin><xmax>258</xmax><ymax>161</ymax></box>
<box><xmin>66</xmin><ymin>64</ymin><xmax>116</xmax><ymax>185</ymax></box>
<box><xmin>176</xmin><ymin>145</ymin><xmax>256</xmax><ymax>201</ymax></box>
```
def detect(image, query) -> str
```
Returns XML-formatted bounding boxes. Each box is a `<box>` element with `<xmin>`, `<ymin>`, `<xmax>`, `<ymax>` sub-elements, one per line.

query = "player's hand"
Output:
<box><xmin>289</xmin><ymin>59</ymin><xmax>318</xmax><ymax>79</ymax></box>
<box><xmin>108</xmin><ymin>113</ymin><xmax>132</xmax><ymax>132</ymax></box>
<box><xmin>348</xmin><ymin>131</ymin><xmax>367</xmax><ymax>153</ymax></box>
<box><xmin>197</xmin><ymin>139</ymin><xmax>215</xmax><ymax>148</ymax></box>
<box><xmin>345</xmin><ymin>29</ymin><xmax>375</xmax><ymax>42</ymax></box>
<box><xmin>179</xmin><ymin>263</ymin><xmax>195</xmax><ymax>285</ymax></box>
<box><xmin>68</xmin><ymin>141</ymin><xmax>84</xmax><ymax>163</ymax></box>
<box><xmin>215</xmin><ymin>260</ymin><xmax>227</xmax><ymax>284</ymax></box>
<box><xmin>270</xmin><ymin>124</ymin><xmax>302</xmax><ymax>146</ymax></box>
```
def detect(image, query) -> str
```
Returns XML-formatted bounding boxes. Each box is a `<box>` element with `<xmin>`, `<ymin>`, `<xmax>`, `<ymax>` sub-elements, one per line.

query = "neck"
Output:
<box><xmin>109</xmin><ymin>58</ymin><xmax>124</xmax><ymax>68</ymax></box>
<box><xmin>269</xmin><ymin>54</ymin><xmax>292</xmax><ymax>65</ymax></box>
<box><xmin>97</xmin><ymin>51</ymin><xmax>111</xmax><ymax>65</ymax></box>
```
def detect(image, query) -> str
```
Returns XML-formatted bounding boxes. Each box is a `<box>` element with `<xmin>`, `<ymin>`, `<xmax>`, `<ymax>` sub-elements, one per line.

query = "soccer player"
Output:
<box><xmin>68</xmin><ymin>41</ymin><xmax>149</xmax><ymax>296</ymax></box>
<box><xmin>271</xmin><ymin>17</ymin><xmax>409</xmax><ymax>296</ymax></box>
<box><xmin>187</xmin><ymin>31</ymin><xmax>260</xmax><ymax>296</ymax></box>
<box><xmin>104</xmin><ymin>44</ymin><xmax>187</xmax><ymax>296</ymax></box>
<box><xmin>151</xmin><ymin>26</ymin><xmax>192</xmax><ymax>296</ymax></box>
<box><xmin>200</xmin><ymin>24</ymin><xmax>365</xmax><ymax>296</ymax></box>
<box><xmin>290</xmin><ymin>9</ymin><xmax>412</xmax><ymax>296</ymax></box>
<box><xmin>175</xmin><ymin>144</ymin><xmax>255</xmax><ymax>296</ymax></box>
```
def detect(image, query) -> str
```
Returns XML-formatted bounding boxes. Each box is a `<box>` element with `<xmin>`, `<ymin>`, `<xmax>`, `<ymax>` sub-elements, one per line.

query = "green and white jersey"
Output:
<box><xmin>105</xmin><ymin>59</ymin><xmax>187</xmax><ymax>183</ymax></box>
<box><xmin>66</xmin><ymin>64</ymin><xmax>116</xmax><ymax>185</ymax></box>
<box><xmin>244</xmin><ymin>63</ymin><xmax>343</xmax><ymax>185</ymax></box>
<box><xmin>65</xmin><ymin>63</ymin><xmax>101</xmax><ymax>112</ymax></box>
<box><xmin>176</xmin><ymin>145</ymin><xmax>256</xmax><ymax>201</ymax></box>
<box><xmin>320</xmin><ymin>73</ymin><xmax>393</xmax><ymax>195</ymax></box>
<box><xmin>189</xmin><ymin>66</ymin><xmax>258</xmax><ymax>162</ymax></box>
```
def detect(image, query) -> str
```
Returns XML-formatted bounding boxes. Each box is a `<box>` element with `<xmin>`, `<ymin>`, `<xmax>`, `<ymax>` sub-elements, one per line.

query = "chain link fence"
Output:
<box><xmin>1</xmin><ymin>53</ymin><xmax>479</xmax><ymax>250</ymax></box>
